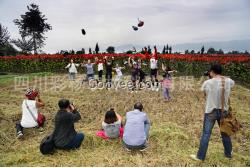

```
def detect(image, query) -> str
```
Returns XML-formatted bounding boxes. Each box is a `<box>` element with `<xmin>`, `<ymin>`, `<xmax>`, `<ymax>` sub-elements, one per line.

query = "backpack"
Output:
<box><xmin>40</xmin><ymin>134</ymin><xmax>55</xmax><ymax>155</ymax></box>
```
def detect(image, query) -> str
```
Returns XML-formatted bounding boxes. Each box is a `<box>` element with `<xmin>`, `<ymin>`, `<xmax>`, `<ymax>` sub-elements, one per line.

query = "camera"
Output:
<box><xmin>204</xmin><ymin>71</ymin><xmax>212</xmax><ymax>79</ymax></box>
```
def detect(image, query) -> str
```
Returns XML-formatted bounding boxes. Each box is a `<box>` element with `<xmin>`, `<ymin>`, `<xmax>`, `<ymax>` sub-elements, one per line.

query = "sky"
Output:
<box><xmin>0</xmin><ymin>0</ymin><xmax>250</xmax><ymax>53</ymax></box>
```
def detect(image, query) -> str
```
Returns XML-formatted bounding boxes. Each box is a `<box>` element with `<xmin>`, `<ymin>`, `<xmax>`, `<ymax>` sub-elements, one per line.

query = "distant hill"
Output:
<box><xmin>115</xmin><ymin>39</ymin><xmax>250</xmax><ymax>53</ymax></box>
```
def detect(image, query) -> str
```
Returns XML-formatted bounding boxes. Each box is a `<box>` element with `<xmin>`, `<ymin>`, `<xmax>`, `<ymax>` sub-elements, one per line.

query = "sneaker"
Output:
<box><xmin>17</xmin><ymin>131</ymin><xmax>24</xmax><ymax>139</ymax></box>
<box><xmin>125</xmin><ymin>147</ymin><xmax>131</xmax><ymax>152</ymax></box>
<box><xmin>139</xmin><ymin>147</ymin><xmax>148</xmax><ymax>152</ymax></box>
<box><xmin>190</xmin><ymin>154</ymin><xmax>202</xmax><ymax>161</ymax></box>
<box><xmin>225</xmin><ymin>151</ymin><xmax>233</xmax><ymax>159</ymax></box>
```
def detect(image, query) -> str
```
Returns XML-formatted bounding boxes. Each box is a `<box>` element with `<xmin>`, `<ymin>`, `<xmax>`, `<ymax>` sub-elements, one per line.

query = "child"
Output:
<box><xmin>96</xmin><ymin>109</ymin><xmax>123</xmax><ymax>139</ymax></box>
<box><xmin>113</xmin><ymin>63</ymin><xmax>125</xmax><ymax>83</ymax></box>
<box><xmin>162</xmin><ymin>63</ymin><xmax>177</xmax><ymax>101</ymax></box>
<box><xmin>95</xmin><ymin>57</ymin><xmax>104</xmax><ymax>81</ymax></box>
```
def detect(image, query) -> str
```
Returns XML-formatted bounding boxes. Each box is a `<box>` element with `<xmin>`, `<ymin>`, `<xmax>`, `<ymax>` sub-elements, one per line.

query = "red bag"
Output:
<box><xmin>25</xmin><ymin>100</ymin><xmax>46</xmax><ymax>127</ymax></box>
<box><xmin>37</xmin><ymin>113</ymin><xmax>46</xmax><ymax>127</ymax></box>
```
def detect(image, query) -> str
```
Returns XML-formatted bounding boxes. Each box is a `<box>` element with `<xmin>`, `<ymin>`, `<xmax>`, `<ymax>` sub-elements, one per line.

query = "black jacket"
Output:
<box><xmin>53</xmin><ymin>109</ymin><xmax>81</xmax><ymax>148</ymax></box>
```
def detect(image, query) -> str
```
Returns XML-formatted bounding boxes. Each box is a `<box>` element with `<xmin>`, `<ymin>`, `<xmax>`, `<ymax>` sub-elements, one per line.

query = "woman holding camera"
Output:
<box><xmin>53</xmin><ymin>99</ymin><xmax>84</xmax><ymax>150</ymax></box>
<box><xmin>16</xmin><ymin>88</ymin><xmax>45</xmax><ymax>139</ymax></box>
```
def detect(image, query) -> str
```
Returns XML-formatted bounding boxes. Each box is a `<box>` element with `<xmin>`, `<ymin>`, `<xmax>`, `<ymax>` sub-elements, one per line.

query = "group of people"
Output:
<box><xmin>65</xmin><ymin>47</ymin><xmax>177</xmax><ymax>100</ymax></box>
<box><xmin>15</xmin><ymin>63</ymin><xmax>235</xmax><ymax>161</ymax></box>
<box><xmin>15</xmin><ymin>89</ymin><xmax>150</xmax><ymax>151</ymax></box>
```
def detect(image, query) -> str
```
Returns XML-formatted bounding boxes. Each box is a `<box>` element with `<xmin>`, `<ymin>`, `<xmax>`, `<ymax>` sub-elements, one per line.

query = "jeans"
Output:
<box><xmin>197</xmin><ymin>109</ymin><xmax>232</xmax><ymax>160</ymax></box>
<box><xmin>163</xmin><ymin>88</ymin><xmax>170</xmax><ymax>99</ymax></box>
<box><xmin>63</xmin><ymin>133</ymin><xmax>84</xmax><ymax>150</ymax></box>
<box><xmin>69</xmin><ymin>73</ymin><xmax>76</xmax><ymax>80</ymax></box>
<box><xmin>87</xmin><ymin>74</ymin><xmax>94</xmax><ymax>80</ymax></box>
<box><xmin>124</xmin><ymin>123</ymin><xmax>150</xmax><ymax>150</ymax></box>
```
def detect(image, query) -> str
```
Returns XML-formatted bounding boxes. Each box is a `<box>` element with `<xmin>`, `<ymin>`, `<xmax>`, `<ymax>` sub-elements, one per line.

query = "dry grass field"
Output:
<box><xmin>0</xmin><ymin>73</ymin><xmax>249</xmax><ymax>167</ymax></box>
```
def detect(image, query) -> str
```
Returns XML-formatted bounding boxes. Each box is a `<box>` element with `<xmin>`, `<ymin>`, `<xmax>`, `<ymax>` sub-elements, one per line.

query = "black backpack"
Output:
<box><xmin>40</xmin><ymin>134</ymin><xmax>55</xmax><ymax>155</ymax></box>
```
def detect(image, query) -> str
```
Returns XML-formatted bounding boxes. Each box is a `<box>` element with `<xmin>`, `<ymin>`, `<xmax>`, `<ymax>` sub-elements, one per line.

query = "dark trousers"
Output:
<box><xmin>98</xmin><ymin>70</ymin><xmax>103</xmax><ymax>80</ymax></box>
<box><xmin>197</xmin><ymin>109</ymin><xmax>232</xmax><ymax>160</ymax></box>
<box><xmin>63</xmin><ymin>133</ymin><xmax>85</xmax><ymax>150</ymax></box>
<box><xmin>16</xmin><ymin>122</ymin><xmax>23</xmax><ymax>133</ymax></box>
<box><xmin>106</xmin><ymin>73</ymin><xmax>112</xmax><ymax>88</ymax></box>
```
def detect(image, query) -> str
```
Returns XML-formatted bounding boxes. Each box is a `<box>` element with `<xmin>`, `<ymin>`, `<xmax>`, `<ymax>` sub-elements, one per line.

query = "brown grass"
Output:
<box><xmin>0</xmin><ymin>74</ymin><xmax>249</xmax><ymax>167</ymax></box>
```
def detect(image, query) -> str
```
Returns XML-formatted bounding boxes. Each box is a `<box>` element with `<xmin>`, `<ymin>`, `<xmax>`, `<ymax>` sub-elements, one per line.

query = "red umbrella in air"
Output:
<box><xmin>138</xmin><ymin>18</ymin><xmax>144</xmax><ymax>27</ymax></box>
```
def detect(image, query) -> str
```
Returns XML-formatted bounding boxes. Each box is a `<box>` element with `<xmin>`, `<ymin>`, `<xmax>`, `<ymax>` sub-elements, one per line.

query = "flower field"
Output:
<box><xmin>0</xmin><ymin>54</ymin><xmax>250</xmax><ymax>84</ymax></box>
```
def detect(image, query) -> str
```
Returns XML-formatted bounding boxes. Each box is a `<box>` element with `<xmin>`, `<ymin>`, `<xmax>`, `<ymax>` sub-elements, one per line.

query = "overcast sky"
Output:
<box><xmin>0</xmin><ymin>0</ymin><xmax>250</xmax><ymax>53</ymax></box>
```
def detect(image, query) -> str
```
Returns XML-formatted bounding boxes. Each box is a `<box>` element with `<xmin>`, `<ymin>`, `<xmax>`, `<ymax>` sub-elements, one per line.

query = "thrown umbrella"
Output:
<box><xmin>138</xmin><ymin>18</ymin><xmax>144</xmax><ymax>27</ymax></box>
<box><xmin>81</xmin><ymin>29</ymin><xmax>86</xmax><ymax>35</ymax></box>
<box><xmin>132</xmin><ymin>26</ymin><xmax>138</xmax><ymax>31</ymax></box>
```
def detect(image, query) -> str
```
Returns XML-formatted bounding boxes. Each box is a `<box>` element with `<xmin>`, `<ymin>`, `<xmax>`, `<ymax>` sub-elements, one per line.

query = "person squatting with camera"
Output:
<box><xmin>16</xmin><ymin>88</ymin><xmax>45</xmax><ymax>139</ymax></box>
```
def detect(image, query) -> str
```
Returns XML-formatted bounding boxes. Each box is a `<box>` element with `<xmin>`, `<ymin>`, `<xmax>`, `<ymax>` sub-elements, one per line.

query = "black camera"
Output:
<box><xmin>204</xmin><ymin>71</ymin><xmax>212</xmax><ymax>79</ymax></box>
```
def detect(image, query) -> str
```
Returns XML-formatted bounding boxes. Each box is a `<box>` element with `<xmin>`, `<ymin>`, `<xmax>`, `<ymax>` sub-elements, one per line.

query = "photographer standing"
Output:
<box><xmin>53</xmin><ymin>99</ymin><xmax>84</xmax><ymax>150</ymax></box>
<box><xmin>190</xmin><ymin>64</ymin><xmax>235</xmax><ymax>161</ymax></box>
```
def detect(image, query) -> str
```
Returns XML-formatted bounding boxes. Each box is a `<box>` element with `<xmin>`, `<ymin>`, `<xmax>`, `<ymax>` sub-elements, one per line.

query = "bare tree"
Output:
<box><xmin>0</xmin><ymin>23</ymin><xmax>10</xmax><ymax>46</ymax></box>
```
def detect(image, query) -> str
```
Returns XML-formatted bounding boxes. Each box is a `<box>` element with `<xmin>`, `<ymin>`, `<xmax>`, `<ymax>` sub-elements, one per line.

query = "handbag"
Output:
<box><xmin>219</xmin><ymin>77</ymin><xmax>241</xmax><ymax>136</ymax></box>
<box><xmin>25</xmin><ymin>100</ymin><xmax>45</xmax><ymax>127</ymax></box>
<box><xmin>40</xmin><ymin>133</ymin><xmax>55</xmax><ymax>155</ymax></box>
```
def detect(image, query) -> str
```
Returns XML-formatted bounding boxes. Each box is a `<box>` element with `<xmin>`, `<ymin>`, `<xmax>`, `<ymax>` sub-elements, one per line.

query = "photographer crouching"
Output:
<box><xmin>53</xmin><ymin>99</ymin><xmax>84</xmax><ymax>150</ymax></box>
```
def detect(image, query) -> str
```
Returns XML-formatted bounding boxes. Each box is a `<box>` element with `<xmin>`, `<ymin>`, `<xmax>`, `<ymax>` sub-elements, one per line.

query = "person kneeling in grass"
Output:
<box><xmin>96</xmin><ymin>108</ymin><xmax>123</xmax><ymax>139</ymax></box>
<box><xmin>53</xmin><ymin>99</ymin><xmax>84</xmax><ymax>150</ymax></box>
<box><xmin>123</xmin><ymin>102</ymin><xmax>150</xmax><ymax>151</ymax></box>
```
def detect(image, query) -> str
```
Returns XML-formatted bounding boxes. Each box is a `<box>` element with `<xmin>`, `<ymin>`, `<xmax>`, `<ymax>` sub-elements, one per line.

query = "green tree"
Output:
<box><xmin>95</xmin><ymin>43</ymin><xmax>100</xmax><ymax>54</ymax></box>
<box><xmin>147</xmin><ymin>46</ymin><xmax>152</xmax><ymax>54</ymax></box>
<box><xmin>0</xmin><ymin>23</ymin><xmax>18</xmax><ymax>56</ymax></box>
<box><xmin>11</xmin><ymin>37</ymin><xmax>33</xmax><ymax>54</ymax></box>
<box><xmin>162</xmin><ymin>46</ymin><xmax>166</xmax><ymax>54</ymax></box>
<box><xmin>185</xmin><ymin>50</ymin><xmax>189</xmax><ymax>54</ymax></box>
<box><xmin>190</xmin><ymin>50</ymin><xmax>195</xmax><ymax>54</ymax></box>
<box><xmin>14</xmin><ymin>3</ymin><xmax>52</xmax><ymax>54</ymax></box>
<box><xmin>89</xmin><ymin>48</ymin><xmax>92</xmax><ymax>54</ymax></box>
<box><xmin>217</xmin><ymin>49</ymin><xmax>224</xmax><ymax>54</ymax></box>
<box><xmin>106</xmin><ymin>46</ymin><xmax>115</xmax><ymax>54</ymax></box>
<box><xmin>201</xmin><ymin>46</ymin><xmax>205</xmax><ymax>54</ymax></box>
<box><xmin>169</xmin><ymin>46</ymin><xmax>172</xmax><ymax>54</ymax></box>
<box><xmin>207</xmin><ymin>47</ymin><xmax>216</xmax><ymax>54</ymax></box>
<box><xmin>166</xmin><ymin>44</ymin><xmax>169</xmax><ymax>54</ymax></box>
<box><xmin>0</xmin><ymin>24</ymin><xmax>10</xmax><ymax>46</ymax></box>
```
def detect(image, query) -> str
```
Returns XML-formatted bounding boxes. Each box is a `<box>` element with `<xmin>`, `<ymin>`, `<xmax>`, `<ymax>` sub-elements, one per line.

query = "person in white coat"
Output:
<box><xmin>65</xmin><ymin>59</ymin><xmax>80</xmax><ymax>80</ymax></box>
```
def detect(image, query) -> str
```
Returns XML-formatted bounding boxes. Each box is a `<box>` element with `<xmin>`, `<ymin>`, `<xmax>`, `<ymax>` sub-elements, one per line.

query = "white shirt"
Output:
<box><xmin>21</xmin><ymin>100</ymin><xmax>38</xmax><ymax>128</ymax></box>
<box><xmin>150</xmin><ymin>58</ymin><xmax>158</xmax><ymax>69</ymax></box>
<box><xmin>201</xmin><ymin>77</ymin><xmax>235</xmax><ymax>113</ymax></box>
<box><xmin>115</xmin><ymin>67</ymin><xmax>123</xmax><ymax>76</ymax></box>
<box><xmin>98</xmin><ymin>63</ymin><xmax>103</xmax><ymax>71</ymax></box>
<box><xmin>65</xmin><ymin>63</ymin><xmax>79</xmax><ymax>73</ymax></box>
